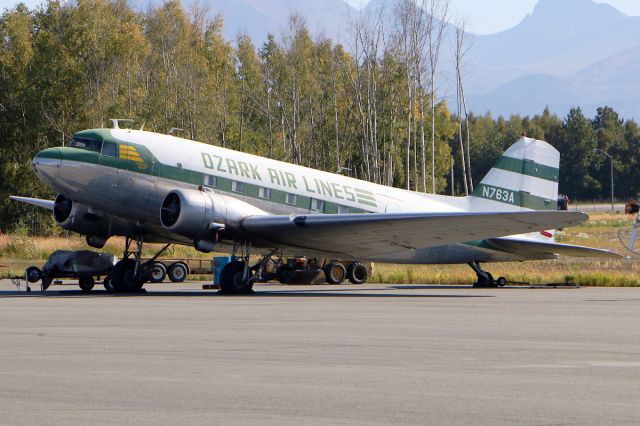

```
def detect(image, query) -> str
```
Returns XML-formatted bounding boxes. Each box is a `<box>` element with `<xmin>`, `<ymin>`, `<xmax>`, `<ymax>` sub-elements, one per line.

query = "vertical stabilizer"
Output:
<box><xmin>469</xmin><ymin>137</ymin><xmax>559</xmax><ymax>212</ymax></box>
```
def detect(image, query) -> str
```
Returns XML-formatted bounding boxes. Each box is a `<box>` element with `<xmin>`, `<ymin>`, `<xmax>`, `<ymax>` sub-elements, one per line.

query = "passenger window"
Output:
<box><xmin>71</xmin><ymin>137</ymin><xmax>102</xmax><ymax>152</ymax></box>
<box><xmin>231</xmin><ymin>181</ymin><xmax>244</xmax><ymax>193</ymax></box>
<box><xmin>101</xmin><ymin>141</ymin><xmax>118</xmax><ymax>157</ymax></box>
<box><xmin>310</xmin><ymin>198</ymin><xmax>325</xmax><ymax>212</ymax></box>
<box><xmin>286</xmin><ymin>193</ymin><xmax>298</xmax><ymax>205</ymax></box>
<box><xmin>258</xmin><ymin>187</ymin><xmax>272</xmax><ymax>199</ymax></box>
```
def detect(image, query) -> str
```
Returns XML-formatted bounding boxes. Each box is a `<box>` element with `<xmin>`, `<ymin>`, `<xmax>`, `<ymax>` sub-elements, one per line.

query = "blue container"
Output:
<box><xmin>212</xmin><ymin>256</ymin><xmax>232</xmax><ymax>285</ymax></box>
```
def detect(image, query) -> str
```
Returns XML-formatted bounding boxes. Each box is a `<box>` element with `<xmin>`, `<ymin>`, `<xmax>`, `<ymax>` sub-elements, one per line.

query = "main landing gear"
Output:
<box><xmin>109</xmin><ymin>237</ymin><xmax>171</xmax><ymax>293</ymax></box>
<box><xmin>468</xmin><ymin>261</ymin><xmax>507</xmax><ymax>288</ymax></box>
<box><xmin>217</xmin><ymin>242</ymin><xmax>270</xmax><ymax>294</ymax></box>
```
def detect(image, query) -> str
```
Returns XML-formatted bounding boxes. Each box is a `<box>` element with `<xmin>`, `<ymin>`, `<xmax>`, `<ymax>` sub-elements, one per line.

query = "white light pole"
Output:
<box><xmin>594</xmin><ymin>148</ymin><xmax>614</xmax><ymax>211</ymax></box>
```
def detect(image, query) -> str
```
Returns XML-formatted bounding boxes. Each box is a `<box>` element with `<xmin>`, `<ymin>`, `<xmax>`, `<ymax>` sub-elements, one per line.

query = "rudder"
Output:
<box><xmin>470</xmin><ymin>136</ymin><xmax>559</xmax><ymax>211</ymax></box>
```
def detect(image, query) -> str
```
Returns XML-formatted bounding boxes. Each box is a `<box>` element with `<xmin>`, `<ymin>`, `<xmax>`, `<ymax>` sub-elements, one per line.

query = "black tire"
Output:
<box><xmin>110</xmin><ymin>259</ymin><xmax>141</xmax><ymax>293</ymax></box>
<box><xmin>220</xmin><ymin>260</ymin><xmax>253</xmax><ymax>294</ymax></box>
<box><xmin>324</xmin><ymin>262</ymin><xmax>346</xmax><ymax>285</ymax></box>
<box><xmin>149</xmin><ymin>262</ymin><xmax>167</xmax><ymax>283</ymax></box>
<box><xmin>276</xmin><ymin>265</ymin><xmax>295</xmax><ymax>284</ymax></box>
<box><xmin>473</xmin><ymin>272</ymin><xmax>495</xmax><ymax>288</ymax></box>
<box><xmin>103</xmin><ymin>276</ymin><xmax>114</xmax><ymax>292</ymax></box>
<box><xmin>79</xmin><ymin>276</ymin><xmax>95</xmax><ymax>292</ymax></box>
<box><xmin>168</xmin><ymin>262</ymin><xmax>188</xmax><ymax>283</ymax></box>
<box><xmin>25</xmin><ymin>266</ymin><xmax>41</xmax><ymax>283</ymax></box>
<box><xmin>347</xmin><ymin>262</ymin><xmax>368</xmax><ymax>284</ymax></box>
<box><xmin>123</xmin><ymin>269</ymin><xmax>145</xmax><ymax>292</ymax></box>
<box><xmin>496</xmin><ymin>276</ymin><xmax>507</xmax><ymax>287</ymax></box>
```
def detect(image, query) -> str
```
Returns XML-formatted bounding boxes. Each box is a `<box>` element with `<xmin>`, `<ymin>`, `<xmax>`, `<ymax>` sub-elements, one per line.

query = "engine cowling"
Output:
<box><xmin>53</xmin><ymin>194</ymin><xmax>131</xmax><ymax>244</ymax></box>
<box><xmin>160</xmin><ymin>187</ymin><xmax>268</xmax><ymax>250</ymax></box>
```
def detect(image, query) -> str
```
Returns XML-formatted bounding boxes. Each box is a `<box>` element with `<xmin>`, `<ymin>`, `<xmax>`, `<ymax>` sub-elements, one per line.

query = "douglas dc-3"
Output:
<box><xmin>11</xmin><ymin>121</ymin><xmax>618</xmax><ymax>293</ymax></box>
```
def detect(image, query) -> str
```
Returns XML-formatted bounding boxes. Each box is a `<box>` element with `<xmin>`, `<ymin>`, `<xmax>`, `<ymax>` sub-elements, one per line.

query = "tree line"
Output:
<box><xmin>1</xmin><ymin>0</ymin><xmax>639</xmax><ymax>233</ymax></box>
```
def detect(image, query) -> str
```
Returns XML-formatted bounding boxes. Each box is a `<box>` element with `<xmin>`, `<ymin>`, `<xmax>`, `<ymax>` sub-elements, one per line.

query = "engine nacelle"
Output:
<box><xmin>160</xmin><ymin>187</ymin><xmax>268</xmax><ymax>249</ymax></box>
<box><xmin>53</xmin><ymin>194</ymin><xmax>131</xmax><ymax>243</ymax></box>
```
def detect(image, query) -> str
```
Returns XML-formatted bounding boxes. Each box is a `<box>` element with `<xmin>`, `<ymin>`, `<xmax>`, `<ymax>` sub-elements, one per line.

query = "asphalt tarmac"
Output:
<box><xmin>0</xmin><ymin>280</ymin><xmax>639</xmax><ymax>425</ymax></box>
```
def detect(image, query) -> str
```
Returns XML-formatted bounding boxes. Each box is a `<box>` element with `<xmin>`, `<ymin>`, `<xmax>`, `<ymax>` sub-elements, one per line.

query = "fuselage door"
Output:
<box><xmin>98</xmin><ymin>140</ymin><xmax>128</xmax><ymax>213</ymax></box>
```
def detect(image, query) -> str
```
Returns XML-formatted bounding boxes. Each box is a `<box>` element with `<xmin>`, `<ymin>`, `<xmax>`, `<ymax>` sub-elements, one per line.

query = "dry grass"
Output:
<box><xmin>1</xmin><ymin>212</ymin><xmax>638</xmax><ymax>285</ymax></box>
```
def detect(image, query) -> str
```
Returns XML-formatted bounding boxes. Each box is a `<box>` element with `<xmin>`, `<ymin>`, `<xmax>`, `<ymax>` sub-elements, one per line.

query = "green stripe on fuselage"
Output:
<box><xmin>64</xmin><ymin>130</ymin><xmax>371</xmax><ymax>215</ymax></box>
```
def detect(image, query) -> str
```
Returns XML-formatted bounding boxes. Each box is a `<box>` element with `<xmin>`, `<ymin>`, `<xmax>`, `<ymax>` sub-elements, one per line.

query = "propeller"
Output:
<box><xmin>161</xmin><ymin>193</ymin><xmax>181</xmax><ymax>227</ymax></box>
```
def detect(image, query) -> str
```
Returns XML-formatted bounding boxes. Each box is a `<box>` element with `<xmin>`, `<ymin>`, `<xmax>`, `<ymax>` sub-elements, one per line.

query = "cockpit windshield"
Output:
<box><xmin>71</xmin><ymin>137</ymin><xmax>102</xmax><ymax>152</ymax></box>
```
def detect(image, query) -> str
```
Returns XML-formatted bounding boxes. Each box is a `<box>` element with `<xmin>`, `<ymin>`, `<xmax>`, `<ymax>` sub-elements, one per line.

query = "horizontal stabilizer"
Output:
<box><xmin>486</xmin><ymin>237</ymin><xmax>621</xmax><ymax>259</ymax></box>
<box><xmin>9</xmin><ymin>196</ymin><xmax>55</xmax><ymax>211</ymax></box>
<box><xmin>240</xmin><ymin>210</ymin><xmax>588</xmax><ymax>258</ymax></box>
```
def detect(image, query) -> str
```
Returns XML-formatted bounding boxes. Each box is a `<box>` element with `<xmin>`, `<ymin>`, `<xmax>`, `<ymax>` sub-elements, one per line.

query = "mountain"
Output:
<box><xmin>469</xmin><ymin>0</ymin><xmax>640</xmax><ymax>78</ymax></box>
<box><xmin>468</xmin><ymin>46</ymin><xmax>640</xmax><ymax>118</ymax></box>
<box><xmin>126</xmin><ymin>0</ymin><xmax>640</xmax><ymax>119</ymax></box>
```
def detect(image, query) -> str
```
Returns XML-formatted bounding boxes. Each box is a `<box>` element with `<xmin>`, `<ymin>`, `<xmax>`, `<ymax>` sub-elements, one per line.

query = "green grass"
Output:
<box><xmin>1</xmin><ymin>212</ymin><xmax>638</xmax><ymax>286</ymax></box>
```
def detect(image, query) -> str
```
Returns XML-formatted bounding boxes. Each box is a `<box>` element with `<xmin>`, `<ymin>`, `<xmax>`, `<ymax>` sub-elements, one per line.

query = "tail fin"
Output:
<box><xmin>469</xmin><ymin>136</ymin><xmax>559</xmax><ymax>212</ymax></box>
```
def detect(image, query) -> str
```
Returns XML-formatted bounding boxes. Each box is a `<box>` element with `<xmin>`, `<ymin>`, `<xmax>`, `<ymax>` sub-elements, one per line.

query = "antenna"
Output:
<box><xmin>139</xmin><ymin>121</ymin><xmax>146</xmax><ymax>131</ymax></box>
<box><xmin>110</xmin><ymin>118</ymin><xmax>134</xmax><ymax>129</ymax></box>
<box><xmin>168</xmin><ymin>127</ymin><xmax>183</xmax><ymax>136</ymax></box>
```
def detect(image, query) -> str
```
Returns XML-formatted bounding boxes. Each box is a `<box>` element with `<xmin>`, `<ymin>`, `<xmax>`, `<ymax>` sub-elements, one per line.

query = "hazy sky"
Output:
<box><xmin>1</xmin><ymin>0</ymin><xmax>639</xmax><ymax>34</ymax></box>
<box><xmin>348</xmin><ymin>0</ymin><xmax>640</xmax><ymax>34</ymax></box>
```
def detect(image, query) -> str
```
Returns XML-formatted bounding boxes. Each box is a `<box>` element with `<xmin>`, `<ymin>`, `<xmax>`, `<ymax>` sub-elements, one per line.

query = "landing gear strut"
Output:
<box><xmin>468</xmin><ymin>261</ymin><xmax>506</xmax><ymax>288</ymax></box>
<box><xmin>110</xmin><ymin>237</ymin><xmax>171</xmax><ymax>293</ymax></box>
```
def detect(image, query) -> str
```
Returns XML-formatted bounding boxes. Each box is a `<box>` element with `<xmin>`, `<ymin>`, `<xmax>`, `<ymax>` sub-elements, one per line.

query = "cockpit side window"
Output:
<box><xmin>71</xmin><ymin>137</ymin><xmax>102</xmax><ymax>152</ymax></box>
<box><xmin>101</xmin><ymin>141</ymin><xmax>118</xmax><ymax>157</ymax></box>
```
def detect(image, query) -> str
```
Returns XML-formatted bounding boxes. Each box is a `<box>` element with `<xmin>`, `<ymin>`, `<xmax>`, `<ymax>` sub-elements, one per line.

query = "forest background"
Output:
<box><xmin>1</xmin><ymin>0</ymin><xmax>639</xmax><ymax>234</ymax></box>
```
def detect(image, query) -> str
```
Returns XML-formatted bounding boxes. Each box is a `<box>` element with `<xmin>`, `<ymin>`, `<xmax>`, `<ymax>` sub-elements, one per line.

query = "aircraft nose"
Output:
<box><xmin>32</xmin><ymin>148</ymin><xmax>62</xmax><ymax>176</ymax></box>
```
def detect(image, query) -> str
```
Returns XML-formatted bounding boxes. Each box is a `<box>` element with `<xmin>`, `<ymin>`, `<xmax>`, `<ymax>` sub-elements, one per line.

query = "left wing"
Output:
<box><xmin>485</xmin><ymin>237</ymin><xmax>621</xmax><ymax>259</ymax></box>
<box><xmin>9</xmin><ymin>196</ymin><xmax>55</xmax><ymax>210</ymax></box>
<box><xmin>240</xmin><ymin>211</ymin><xmax>588</xmax><ymax>258</ymax></box>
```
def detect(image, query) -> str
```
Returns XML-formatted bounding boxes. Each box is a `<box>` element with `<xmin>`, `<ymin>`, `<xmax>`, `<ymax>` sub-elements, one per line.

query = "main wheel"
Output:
<box><xmin>347</xmin><ymin>262</ymin><xmax>368</xmax><ymax>284</ymax></box>
<box><xmin>324</xmin><ymin>262</ymin><xmax>346</xmax><ymax>285</ymax></box>
<box><xmin>110</xmin><ymin>259</ymin><xmax>142</xmax><ymax>293</ymax></box>
<box><xmin>168</xmin><ymin>262</ymin><xmax>188</xmax><ymax>283</ymax></box>
<box><xmin>220</xmin><ymin>260</ymin><xmax>254</xmax><ymax>294</ymax></box>
<box><xmin>78</xmin><ymin>276</ymin><xmax>95</xmax><ymax>292</ymax></box>
<box><xmin>149</xmin><ymin>262</ymin><xmax>167</xmax><ymax>283</ymax></box>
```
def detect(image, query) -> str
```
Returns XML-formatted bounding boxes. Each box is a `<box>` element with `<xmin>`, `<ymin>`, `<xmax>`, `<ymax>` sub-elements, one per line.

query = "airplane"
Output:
<box><xmin>10</xmin><ymin>120</ymin><xmax>618</xmax><ymax>293</ymax></box>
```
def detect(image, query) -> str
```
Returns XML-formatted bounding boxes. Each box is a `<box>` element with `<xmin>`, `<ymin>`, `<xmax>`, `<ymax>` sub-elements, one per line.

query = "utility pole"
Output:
<box><xmin>594</xmin><ymin>148</ymin><xmax>614</xmax><ymax>211</ymax></box>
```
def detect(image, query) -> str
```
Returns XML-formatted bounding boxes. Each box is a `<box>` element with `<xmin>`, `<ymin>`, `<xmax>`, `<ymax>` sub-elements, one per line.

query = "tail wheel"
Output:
<box><xmin>168</xmin><ymin>262</ymin><xmax>188</xmax><ymax>283</ymax></box>
<box><xmin>149</xmin><ymin>262</ymin><xmax>167</xmax><ymax>283</ymax></box>
<box><xmin>324</xmin><ymin>262</ymin><xmax>346</xmax><ymax>285</ymax></box>
<box><xmin>79</xmin><ymin>276</ymin><xmax>95</xmax><ymax>292</ymax></box>
<box><xmin>220</xmin><ymin>260</ymin><xmax>253</xmax><ymax>294</ymax></box>
<box><xmin>496</xmin><ymin>276</ymin><xmax>507</xmax><ymax>287</ymax></box>
<box><xmin>347</xmin><ymin>262</ymin><xmax>368</xmax><ymax>284</ymax></box>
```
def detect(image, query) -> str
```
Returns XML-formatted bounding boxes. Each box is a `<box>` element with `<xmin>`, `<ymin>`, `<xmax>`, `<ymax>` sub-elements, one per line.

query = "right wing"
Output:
<box><xmin>240</xmin><ymin>210</ymin><xmax>588</xmax><ymax>259</ymax></box>
<box><xmin>9</xmin><ymin>196</ymin><xmax>55</xmax><ymax>211</ymax></box>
